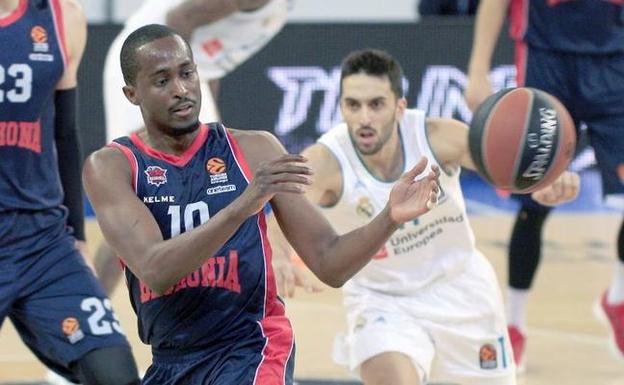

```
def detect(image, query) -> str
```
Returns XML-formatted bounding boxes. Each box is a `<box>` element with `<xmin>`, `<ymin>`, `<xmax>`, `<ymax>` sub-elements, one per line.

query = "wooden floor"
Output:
<box><xmin>2</xmin><ymin>213</ymin><xmax>624</xmax><ymax>384</ymax></box>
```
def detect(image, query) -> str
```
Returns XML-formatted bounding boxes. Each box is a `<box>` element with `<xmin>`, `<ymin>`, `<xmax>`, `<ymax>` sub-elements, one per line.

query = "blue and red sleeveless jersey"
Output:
<box><xmin>0</xmin><ymin>0</ymin><xmax>67</xmax><ymax>212</ymax></box>
<box><xmin>509</xmin><ymin>0</ymin><xmax>624</xmax><ymax>54</ymax></box>
<box><xmin>111</xmin><ymin>123</ymin><xmax>293</xmax><ymax>354</ymax></box>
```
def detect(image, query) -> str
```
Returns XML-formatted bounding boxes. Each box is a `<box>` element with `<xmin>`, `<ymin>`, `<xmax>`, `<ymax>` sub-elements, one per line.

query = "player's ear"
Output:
<box><xmin>123</xmin><ymin>85</ymin><xmax>139</xmax><ymax>105</ymax></box>
<box><xmin>395</xmin><ymin>97</ymin><xmax>407</xmax><ymax>121</ymax></box>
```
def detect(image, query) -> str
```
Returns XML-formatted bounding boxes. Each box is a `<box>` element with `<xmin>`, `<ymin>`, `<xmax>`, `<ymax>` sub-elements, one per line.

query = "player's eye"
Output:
<box><xmin>370</xmin><ymin>100</ymin><xmax>384</xmax><ymax>109</ymax></box>
<box><xmin>346</xmin><ymin>100</ymin><xmax>359</xmax><ymax>109</ymax></box>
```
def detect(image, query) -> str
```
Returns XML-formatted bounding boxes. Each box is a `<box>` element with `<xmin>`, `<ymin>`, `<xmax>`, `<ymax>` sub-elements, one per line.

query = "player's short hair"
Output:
<box><xmin>340</xmin><ymin>49</ymin><xmax>404</xmax><ymax>99</ymax></box>
<box><xmin>120</xmin><ymin>24</ymin><xmax>192</xmax><ymax>86</ymax></box>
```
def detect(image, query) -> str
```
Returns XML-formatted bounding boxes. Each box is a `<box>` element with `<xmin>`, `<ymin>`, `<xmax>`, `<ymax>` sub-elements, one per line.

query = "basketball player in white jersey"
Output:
<box><xmin>103</xmin><ymin>0</ymin><xmax>288</xmax><ymax>142</ymax></box>
<box><xmin>270</xmin><ymin>49</ymin><xmax>580</xmax><ymax>385</ymax></box>
<box><xmin>94</xmin><ymin>0</ymin><xmax>289</xmax><ymax>296</ymax></box>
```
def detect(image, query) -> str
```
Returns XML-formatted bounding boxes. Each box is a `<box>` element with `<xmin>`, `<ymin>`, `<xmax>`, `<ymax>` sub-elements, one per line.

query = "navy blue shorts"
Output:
<box><xmin>515</xmin><ymin>45</ymin><xmax>624</xmax><ymax>207</ymax></box>
<box><xmin>0</xmin><ymin>209</ymin><xmax>130</xmax><ymax>380</ymax></box>
<box><xmin>144</xmin><ymin>318</ymin><xmax>295</xmax><ymax>385</ymax></box>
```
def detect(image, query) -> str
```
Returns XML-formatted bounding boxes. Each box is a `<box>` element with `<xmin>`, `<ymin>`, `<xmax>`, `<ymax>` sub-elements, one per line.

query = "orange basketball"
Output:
<box><xmin>468</xmin><ymin>87</ymin><xmax>577</xmax><ymax>193</ymax></box>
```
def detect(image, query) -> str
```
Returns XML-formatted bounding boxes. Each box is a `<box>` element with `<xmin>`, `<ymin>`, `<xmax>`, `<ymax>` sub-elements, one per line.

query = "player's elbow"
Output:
<box><xmin>322</xmin><ymin>276</ymin><xmax>346</xmax><ymax>289</ymax></box>
<box><xmin>139</xmin><ymin>266</ymin><xmax>175</xmax><ymax>296</ymax></box>
<box><xmin>141</xmin><ymin>272</ymin><xmax>168</xmax><ymax>295</ymax></box>
<box><xmin>314</xmin><ymin>268</ymin><xmax>348</xmax><ymax>289</ymax></box>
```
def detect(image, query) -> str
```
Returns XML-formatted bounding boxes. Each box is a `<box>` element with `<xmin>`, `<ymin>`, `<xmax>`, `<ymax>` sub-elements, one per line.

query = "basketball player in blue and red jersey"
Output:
<box><xmin>465</xmin><ymin>0</ymin><xmax>624</xmax><ymax>371</ymax></box>
<box><xmin>82</xmin><ymin>24</ymin><xmax>441</xmax><ymax>385</ymax></box>
<box><xmin>0</xmin><ymin>1</ymin><xmax>139</xmax><ymax>384</ymax></box>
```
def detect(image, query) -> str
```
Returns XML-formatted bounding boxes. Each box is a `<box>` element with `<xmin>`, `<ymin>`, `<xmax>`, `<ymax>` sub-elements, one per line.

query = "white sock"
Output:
<box><xmin>607</xmin><ymin>260</ymin><xmax>624</xmax><ymax>305</ymax></box>
<box><xmin>506</xmin><ymin>287</ymin><xmax>529</xmax><ymax>332</ymax></box>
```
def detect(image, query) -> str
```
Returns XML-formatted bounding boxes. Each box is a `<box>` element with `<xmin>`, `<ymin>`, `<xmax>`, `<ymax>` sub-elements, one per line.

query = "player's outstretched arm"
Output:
<box><xmin>426</xmin><ymin>117</ymin><xmax>581</xmax><ymax>207</ymax></box>
<box><xmin>267</xmin><ymin>212</ymin><xmax>323</xmax><ymax>297</ymax></box>
<box><xmin>166</xmin><ymin>0</ymin><xmax>272</xmax><ymax>41</ymax></box>
<box><xmin>464</xmin><ymin>0</ymin><xmax>510</xmax><ymax>111</ymax></box>
<box><xmin>83</xmin><ymin>141</ymin><xmax>311</xmax><ymax>295</ymax></box>
<box><xmin>244</xmin><ymin>133</ymin><xmax>440</xmax><ymax>288</ymax></box>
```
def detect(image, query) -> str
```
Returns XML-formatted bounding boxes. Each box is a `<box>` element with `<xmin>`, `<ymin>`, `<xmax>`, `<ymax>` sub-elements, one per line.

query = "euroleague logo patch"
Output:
<box><xmin>30</xmin><ymin>25</ymin><xmax>48</xmax><ymax>43</ymax></box>
<box><xmin>145</xmin><ymin>165</ymin><xmax>168</xmax><ymax>186</ymax></box>
<box><xmin>206</xmin><ymin>157</ymin><xmax>226</xmax><ymax>174</ymax></box>
<box><xmin>479</xmin><ymin>343</ymin><xmax>498</xmax><ymax>370</ymax></box>
<box><xmin>62</xmin><ymin>317</ymin><xmax>84</xmax><ymax>344</ymax></box>
<box><xmin>207</xmin><ymin>157</ymin><xmax>228</xmax><ymax>184</ymax></box>
<box><xmin>29</xmin><ymin>25</ymin><xmax>52</xmax><ymax>61</ymax></box>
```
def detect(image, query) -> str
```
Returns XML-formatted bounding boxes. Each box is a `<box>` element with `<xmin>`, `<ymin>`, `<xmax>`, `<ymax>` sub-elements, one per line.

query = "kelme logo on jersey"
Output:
<box><xmin>145</xmin><ymin>166</ymin><xmax>168</xmax><ymax>186</ymax></box>
<box><xmin>479</xmin><ymin>344</ymin><xmax>498</xmax><ymax>370</ymax></box>
<box><xmin>61</xmin><ymin>317</ymin><xmax>84</xmax><ymax>344</ymax></box>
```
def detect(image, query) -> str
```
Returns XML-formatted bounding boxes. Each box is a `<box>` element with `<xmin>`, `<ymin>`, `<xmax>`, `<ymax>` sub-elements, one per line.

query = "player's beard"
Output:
<box><xmin>171</xmin><ymin>120</ymin><xmax>201</xmax><ymax>137</ymax></box>
<box><xmin>354</xmin><ymin>121</ymin><xmax>395</xmax><ymax>156</ymax></box>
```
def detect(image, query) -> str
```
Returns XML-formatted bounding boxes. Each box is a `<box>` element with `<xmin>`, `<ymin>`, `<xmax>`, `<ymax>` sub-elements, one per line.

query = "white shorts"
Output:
<box><xmin>102</xmin><ymin>41</ymin><xmax>219</xmax><ymax>143</ymax></box>
<box><xmin>333</xmin><ymin>254</ymin><xmax>516</xmax><ymax>385</ymax></box>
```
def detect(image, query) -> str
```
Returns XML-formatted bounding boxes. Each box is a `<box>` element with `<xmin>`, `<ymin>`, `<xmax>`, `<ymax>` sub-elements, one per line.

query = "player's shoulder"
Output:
<box><xmin>85</xmin><ymin>145</ymin><xmax>133</xmax><ymax>174</ymax></box>
<box><xmin>57</xmin><ymin>0</ymin><xmax>86</xmax><ymax>25</ymax></box>
<box><xmin>227</xmin><ymin>127</ymin><xmax>286</xmax><ymax>162</ymax></box>
<box><xmin>228</xmin><ymin>127</ymin><xmax>280</xmax><ymax>148</ymax></box>
<box><xmin>301</xmin><ymin>142</ymin><xmax>334</xmax><ymax>163</ymax></box>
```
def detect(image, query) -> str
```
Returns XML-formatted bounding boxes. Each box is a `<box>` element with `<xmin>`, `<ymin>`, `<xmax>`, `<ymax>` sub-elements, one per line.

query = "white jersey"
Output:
<box><xmin>103</xmin><ymin>0</ymin><xmax>288</xmax><ymax>141</ymax></box>
<box><xmin>318</xmin><ymin>109</ymin><xmax>481</xmax><ymax>296</ymax></box>
<box><xmin>109</xmin><ymin>0</ymin><xmax>288</xmax><ymax>80</ymax></box>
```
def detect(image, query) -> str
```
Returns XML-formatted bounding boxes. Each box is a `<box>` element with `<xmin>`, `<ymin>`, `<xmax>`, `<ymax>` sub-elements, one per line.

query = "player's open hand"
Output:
<box><xmin>235</xmin><ymin>154</ymin><xmax>312</xmax><ymax>217</ymax></box>
<box><xmin>530</xmin><ymin>170</ymin><xmax>580</xmax><ymax>206</ymax></box>
<box><xmin>388</xmin><ymin>157</ymin><xmax>441</xmax><ymax>224</ymax></box>
<box><xmin>274</xmin><ymin>256</ymin><xmax>324</xmax><ymax>298</ymax></box>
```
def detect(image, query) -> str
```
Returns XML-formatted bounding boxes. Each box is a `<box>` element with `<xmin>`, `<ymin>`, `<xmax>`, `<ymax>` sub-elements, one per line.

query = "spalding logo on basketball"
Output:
<box><xmin>469</xmin><ymin>87</ymin><xmax>576</xmax><ymax>193</ymax></box>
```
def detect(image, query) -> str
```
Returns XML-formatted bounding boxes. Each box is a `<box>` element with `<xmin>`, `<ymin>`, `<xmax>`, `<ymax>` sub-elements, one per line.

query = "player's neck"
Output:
<box><xmin>359</xmin><ymin>129</ymin><xmax>404</xmax><ymax>182</ymax></box>
<box><xmin>0</xmin><ymin>0</ymin><xmax>20</xmax><ymax>18</ymax></box>
<box><xmin>139</xmin><ymin>127</ymin><xmax>201</xmax><ymax>156</ymax></box>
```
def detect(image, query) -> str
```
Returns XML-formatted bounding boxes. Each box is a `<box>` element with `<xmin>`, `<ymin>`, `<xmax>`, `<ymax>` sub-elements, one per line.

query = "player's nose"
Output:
<box><xmin>170</xmin><ymin>76</ymin><xmax>188</xmax><ymax>96</ymax></box>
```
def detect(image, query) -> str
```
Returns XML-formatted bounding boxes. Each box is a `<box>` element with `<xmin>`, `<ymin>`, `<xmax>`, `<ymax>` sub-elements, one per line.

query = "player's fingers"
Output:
<box><xmin>402</xmin><ymin>157</ymin><xmax>429</xmax><ymax>181</ymax></box>
<box><xmin>430</xmin><ymin>164</ymin><xmax>441</xmax><ymax>180</ymax></box>
<box><xmin>563</xmin><ymin>171</ymin><xmax>580</xmax><ymax>200</ymax></box>
<box><xmin>280</xmin><ymin>267</ymin><xmax>296</xmax><ymax>298</ymax></box>
<box><xmin>272</xmin><ymin>154</ymin><xmax>308</xmax><ymax>165</ymax></box>
<box><xmin>426</xmin><ymin>184</ymin><xmax>438</xmax><ymax>210</ymax></box>
<box><xmin>294</xmin><ymin>268</ymin><xmax>323</xmax><ymax>293</ymax></box>
<box><xmin>270</xmin><ymin>164</ymin><xmax>313</xmax><ymax>176</ymax></box>
<box><xmin>270</xmin><ymin>182</ymin><xmax>312</xmax><ymax>195</ymax></box>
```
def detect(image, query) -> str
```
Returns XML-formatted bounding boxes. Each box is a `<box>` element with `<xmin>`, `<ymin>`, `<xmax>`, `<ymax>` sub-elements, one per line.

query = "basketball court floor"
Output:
<box><xmin>2</xmin><ymin>212</ymin><xmax>624</xmax><ymax>384</ymax></box>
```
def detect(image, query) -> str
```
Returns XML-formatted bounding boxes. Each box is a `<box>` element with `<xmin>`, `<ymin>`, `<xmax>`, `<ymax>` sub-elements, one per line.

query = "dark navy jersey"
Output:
<box><xmin>0</xmin><ymin>0</ymin><xmax>67</xmax><ymax>212</ymax></box>
<box><xmin>111</xmin><ymin>123</ymin><xmax>289</xmax><ymax>352</ymax></box>
<box><xmin>509</xmin><ymin>0</ymin><xmax>624</xmax><ymax>54</ymax></box>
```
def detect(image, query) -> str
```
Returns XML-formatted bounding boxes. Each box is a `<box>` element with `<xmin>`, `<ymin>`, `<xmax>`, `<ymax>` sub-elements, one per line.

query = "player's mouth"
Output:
<box><xmin>357</xmin><ymin>129</ymin><xmax>377</xmax><ymax>146</ymax></box>
<box><xmin>170</xmin><ymin>102</ymin><xmax>195</xmax><ymax>117</ymax></box>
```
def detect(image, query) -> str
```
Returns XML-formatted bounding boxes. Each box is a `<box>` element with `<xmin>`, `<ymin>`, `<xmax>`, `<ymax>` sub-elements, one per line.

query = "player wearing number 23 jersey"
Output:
<box><xmin>0</xmin><ymin>0</ymin><xmax>133</xmax><ymax>383</ymax></box>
